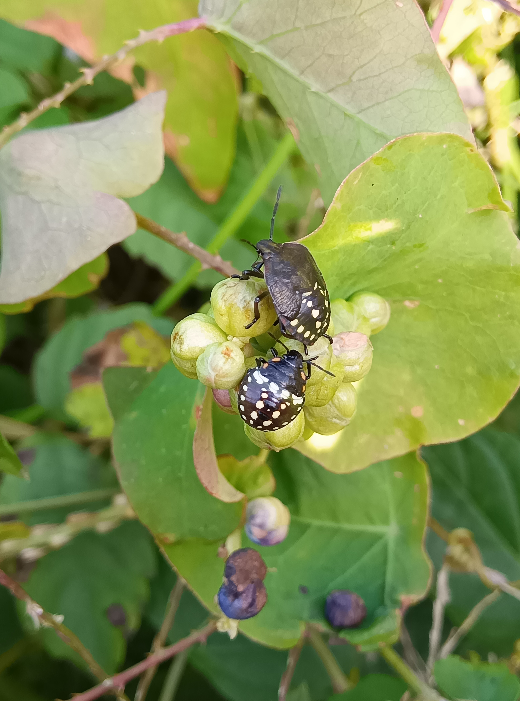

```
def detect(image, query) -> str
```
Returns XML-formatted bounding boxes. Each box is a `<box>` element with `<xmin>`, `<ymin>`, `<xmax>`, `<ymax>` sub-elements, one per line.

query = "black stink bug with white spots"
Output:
<box><xmin>233</xmin><ymin>186</ymin><xmax>332</xmax><ymax>351</ymax></box>
<box><xmin>238</xmin><ymin>346</ymin><xmax>333</xmax><ymax>432</ymax></box>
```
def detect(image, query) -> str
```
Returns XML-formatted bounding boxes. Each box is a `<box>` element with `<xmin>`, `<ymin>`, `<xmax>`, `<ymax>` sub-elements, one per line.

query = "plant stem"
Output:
<box><xmin>68</xmin><ymin>621</ymin><xmax>217</xmax><ymax>701</ymax></box>
<box><xmin>278</xmin><ymin>639</ymin><xmax>304</xmax><ymax>701</ymax></box>
<box><xmin>0</xmin><ymin>414</ymin><xmax>38</xmax><ymax>440</ymax></box>
<box><xmin>0</xmin><ymin>569</ymin><xmax>130</xmax><ymax>701</ymax></box>
<box><xmin>135</xmin><ymin>214</ymin><xmax>238</xmax><ymax>280</ymax></box>
<box><xmin>0</xmin><ymin>499</ymin><xmax>134</xmax><ymax>562</ymax></box>
<box><xmin>380</xmin><ymin>646</ymin><xmax>444</xmax><ymax>701</ymax></box>
<box><xmin>307</xmin><ymin>626</ymin><xmax>352</xmax><ymax>693</ymax></box>
<box><xmin>152</xmin><ymin>131</ymin><xmax>295</xmax><ymax>315</ymax></box>
<box><xmin>426</xmin><ymin>565</ymin><xmax>450</xmax><ymax>680</ymax></box>
<box><xmin>135</xmin><ymin>577</ymin><xmax>185</xmax><ymax>701</ymax></box>
<box><xmin>0</xmin><ymin>488</ymin><xmax>120</xmax><ymax>518</ymax></box>
<box><xmin>439</xmin><ymin>588</ymin><xmax>501</xmax><ymax>659</ymax></box>
<box><xmin>430</xmin><ymin>0</ymin><xmax>454</xmax><ymax>43</ymax></box>
<box><xmin>158</xmin><ymin>648</ymin><xmax>190</xmax><ymax>701</ymax></box>
<box><xmin>428</xmin><ymin>517</ymin><xmax>450</xmax><ymax>543</ymax></box>
<box><xmin>0</xmin><ymin>18</ymin><xmax>206</xmax><ymax>150</ymax></box>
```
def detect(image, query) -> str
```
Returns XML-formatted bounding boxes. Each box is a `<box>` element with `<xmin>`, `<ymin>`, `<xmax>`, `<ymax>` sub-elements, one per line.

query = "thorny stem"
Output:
<box><xmin>152</xmin><ymin>131</ymin><xmax>295</xmax><ymax>315</ymax></box>
<box><xmin>68</xmin><ymin>621</ymin><xmax>217</xmax><ymax>701</ymax></box>
<box><xmin>135</xmin><ymin>213</ymin><xmax>238</xmax><ymax>280</ymax></box>
<box><xmin>278</xmin><ymin>639</ymin><xmax>304</xmax><ymax>701</ymax></box>
<box><xmin>0</xmin><ymin>488</ymin><xmax>120</xmax><ymax>518</ymax></box>
<box><xmin>439</xmin><ymin>589</ymin><xmax>501</xmax><ymax>659</ymax></box>
<box><xmin>0</xmin><ymin>498</ymin><xmax>135</xmax><ymax>562</ymax></box>
<box><xmin>0</xmin><ymin>569</ymin><xmax>130</xmax><ymax>701</ymax></box>
<box><xmin>0</xmin><ymin>17</ymin><xmax>206</xmax><ymax>150</ymax></box>
<box><xmin>426</xmin><ymin>565</ymin><xmax>450</xmax><ymax>681</ymax></box>
<box><xmin>307</xmin><ymin>626</ymin><xmax>352</xmax><ymax>693</ymax></box>
<box><xmin>135</xmin><ymin>577</ymin><xmax>186</xmax><ymax>701</ymax></box>
<box><xmin>380</xmin><ymin>646</ymin><xmax>445</xmax><ymax>701</ymax></box>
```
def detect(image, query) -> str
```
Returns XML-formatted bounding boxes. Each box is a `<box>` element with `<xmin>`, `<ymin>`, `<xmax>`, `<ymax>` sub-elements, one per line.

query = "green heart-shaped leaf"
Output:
<box><xmin>297</xmin><ymin>133</ymin><xmax>520</xmax><ymax>473</ymax></box>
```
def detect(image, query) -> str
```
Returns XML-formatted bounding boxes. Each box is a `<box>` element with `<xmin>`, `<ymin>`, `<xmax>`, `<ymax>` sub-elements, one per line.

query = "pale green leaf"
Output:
<box><xmin>434</xmin><ymin>655</ymin><xmax>520</xmax><ymax>701</ymax></box>
<box><xmin>296</xmin><ymin>133</ymin><xmax>519</xmax><ymax>473</ymax></box>
<box><xmin>0</xmin><ymin>92</ymin><xmax>166</xmax><ymax>303</ymax></box>
<box><xmin>201</xmin><ymin>0</ymin><xmax>472</xmax><ymax>203</ymax></box>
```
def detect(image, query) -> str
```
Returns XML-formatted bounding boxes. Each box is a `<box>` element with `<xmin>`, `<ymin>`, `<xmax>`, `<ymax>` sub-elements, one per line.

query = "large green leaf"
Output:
<box><xmin>21</xmin><ymin>521</ymin><xmax>156</xmax><ymax>673</ymax></box>
<box><xmin>0</xmin><ymin>434</ymin><xmax>117</xmax><ymax>524</ymax></box>
<box><xmin>425</xmin><ymin>429</ymin><xmax>520</xmax><ymax>656</ymax></box>
<box><xmin>33</xmin><ymin>303</ymin><xmax>172</xmax><ymax>418</ymax></box>
<box><xmin>104</xmin><ymin>365</ymin><xmax>244</xmax><ymax>541</ymax></box>
<box><xmin>114</xmin><ymin>364</ymin><xmax>431</xmax><ymax>651</ymax></box>
<box><xmin>296</xmin><ymin>133</ymin><xmax>520</xmax><ymax>473</ymax></box>
<box><xmin>0</xmin><ymin>92</ymin><xmax>165</xmax><ymax>304</ymax></box>
<box><xmin>201</xmin><ymin>0</ymin><xmax>471</xmax><ymax>204</ymax></box>
<box><xmin>0</xmin><ymin>0</ymin><xmax>238</xmax><ymax>200</ymax></box>
<box><xmin>434</xmin><ymin>655</ymin><xmax>520</xmax><ymax>701</ymax></box>
<box><xmin>328</xmin><ymin>675</ymin><xmax>407</xmax><ymax>701</ymax></box>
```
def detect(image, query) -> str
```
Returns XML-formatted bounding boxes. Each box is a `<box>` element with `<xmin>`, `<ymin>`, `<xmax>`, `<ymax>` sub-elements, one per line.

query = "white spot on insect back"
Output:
<box><xmin>290</xmin><ymin>319</ymin><xmax>299</xmax><ymax>326</ymax></box>
<box><xmin>256</xmin><ymin>400</ymin><xmax>264</xmax><ymax>409</ymax></box>
<box><xmin>281</xmin><ymin>390</ymin><xmax>291</xmax><ymax>399</ymax></box>
<box><xmin>261</xmin><ymin>392</ymin><xmax>268</xmax><ymax>398</ymax></box>
<box><xmin>251</xmin><ymin>411</ymin><xmax>258</xmax><ymax>419</ymax></box>
<box><xmin>312</xmin><ymin>309</ymin><xmax>319</xmax><ymax>318</ymax></box>
<box><xmin>292</xmin><ymin>395</ymin><xmax>304</xmax><ymax>405</ymax></box>
<box><xmin>316</xmin><ymin>320</ymin><xmax>321</xmax><ymax>328</ymax></box>
<box><xmin>239</xmin><ymin>405</ymin><xmax>244</xmax><ymax>411</ymax></box>
<box><xmin>269</xmin><ymin>382</ymin><xmax>279</xmax><ymax>392</ymax></box>
<box><xmin>272</xmin><ymin>411</ymin><xmax>280</xmax><ymax>418</ymax></box>
<box><xmin>263</xmin><ymin>420</ymin><xmax>272</xmax><ymax>427</ymax></box>
<box><xmin>253</xmin><ymin>371</ymin><xmax>268</xmax><ymax>384</ymax></box>
<box><xmin>297</xmin><ymin>325</ymin><xmax>305</xmax><ymax>333</ymax></box>
<box><xmin>307</xmin><ymin>300</ymin><xmax>313</xmax><ymax>307</ymax></box>
<box><xmin>302</xmin><ymin>291</ymin><xmax>311</xmax><ymax>297</ymax></box>
<box><xmin>304</xmin><ymin>331</ymin><xmax>310</xmax><ymax>338</ymax></box>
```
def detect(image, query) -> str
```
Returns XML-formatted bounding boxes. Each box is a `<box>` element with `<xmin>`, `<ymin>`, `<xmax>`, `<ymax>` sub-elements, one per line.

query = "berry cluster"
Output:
<box><xmin>170</xmin><ymin>276</ymin><xmax>390</xmax><ymax>451</ymax></box>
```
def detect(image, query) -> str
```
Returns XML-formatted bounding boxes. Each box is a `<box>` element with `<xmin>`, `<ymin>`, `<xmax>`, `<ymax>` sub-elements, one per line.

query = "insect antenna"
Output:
<box><xmin>240</xmin><ymin>239</ymin><xmax>259</xmax><ymax>251</ymax></box>
<box><xmin>305</xmin><ymin>355</ymin><xmax>335</xmax><ymax>377</ymax></box>
<box><xmin>269</xmin><ymin>334</ymin><xmax>288</xmax><ymax>352</ymax></box>
<box><xmin>269</xmin><ymin>185</ymin><xmax>282</xmax><ymax>240</ymax></box>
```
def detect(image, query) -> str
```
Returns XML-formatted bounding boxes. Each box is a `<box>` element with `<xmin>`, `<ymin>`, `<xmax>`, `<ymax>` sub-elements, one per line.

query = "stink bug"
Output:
<box><xmin>237</xmin><ymin>345</ymin><xmax>332</xmax><ymax>432</ymax></box>
<box><xmin>234</xmin><ymin>187</ymin><xmax>332</xmax><ymax>351</ymax></box>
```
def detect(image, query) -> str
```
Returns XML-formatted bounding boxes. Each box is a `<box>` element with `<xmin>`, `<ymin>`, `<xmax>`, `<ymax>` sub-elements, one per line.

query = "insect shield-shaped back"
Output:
<box><xmin>258</xmin><ymin>239</ymin><xmax>331</xmax><ymax>346</ymax></box>
<box><xmin>238</xmin><ymin>349</ymin><xmax>308</xmax><ymax>431</ymax></box>
<box><xmin>235</xmin><ymin>187</ymin><xmax>331</xmax><ymax>348</ymax></box>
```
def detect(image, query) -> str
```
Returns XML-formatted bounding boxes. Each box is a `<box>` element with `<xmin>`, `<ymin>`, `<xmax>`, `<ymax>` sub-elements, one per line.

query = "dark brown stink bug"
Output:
<box><xmin>233</xmin><ymin>187</ymin><xmax>332</xmax><ymax>351</ymax></box>
<box><xmin>237</xmin><ymin>346</ymin><xmax>332</xmax><ymax>431</ymax></box>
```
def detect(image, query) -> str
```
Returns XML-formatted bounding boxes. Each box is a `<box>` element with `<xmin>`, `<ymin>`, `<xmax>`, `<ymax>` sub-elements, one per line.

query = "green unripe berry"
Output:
<box><xmin>218</xmin><ymin>455</ymin><xmax>275</xmax><ymax>498</ymax></box>
<box><xmin>354</xmin><ymin>316</ymin><xmax>373</xmax><ymax>336</ymax></box>
<box><xmin>244</xmin><ymin>410</ymin><xmax>305</xmax><ymax>451</ymax></box>
<box><xmin>305</xmin><ymin>337</ymin><xmax>333</xmax><ymax>388</ymax></box>
<box><xmin>171</xmin><ymin>354</ymin><xmax>198</xmax><ymax>379</ymax></box>
<box><xmin>302</xmin><ymin>424</ymin><xmax>315</xmax><ymax>441</ymax></box>
<box><xmin>196</xmin><ymin>341</ymin><xmax>246</xmax><ymax>390</ymax></box>
<box><xmin>330</xmin><ymin>299</ymin><xmax>358</xmax><ymax>334</ymax></box>
<box><xmin>304</xmin><ymin>383</ymin><xmax>357</xmax><ymax>435</ymax></box>
<box><xmin>332</xmin><ymin>332</ymin><xmax>373</xmax><ymax>382</ymax></box>
<box><xmin>350</xmin><ymin>292</ymin><xmax>391</xmax><ymax>334</ymax></box>
<box><xmin>305</xmin><ymin>361</ymin><xmax>343</xmax><ymax>407</ymax></box>
<box><xmin>171</xmin><ymin>313</ymin><xmax>226</xmax><ymax>362</ymax></box>
<box><xmin>211</xmin><ymin>278</ymin><xmax>277</xmax><ymax>337</ymax></box>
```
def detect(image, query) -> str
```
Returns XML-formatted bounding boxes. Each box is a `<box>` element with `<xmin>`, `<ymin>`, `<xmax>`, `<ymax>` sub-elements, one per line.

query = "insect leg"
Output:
<box><xmin>323</xmin><ymin>333</ymin><xmax>333</xmax><ymax>345</ymax></box>
<box><xmin>244</xmin><ymin>290</ymin><xmax>269</xmax><ymax>329</ymax></box>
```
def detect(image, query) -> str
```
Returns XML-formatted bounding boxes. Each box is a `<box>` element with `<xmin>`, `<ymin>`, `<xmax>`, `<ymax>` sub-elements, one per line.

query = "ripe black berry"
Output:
<box><xmin>233</xmin><ymin>187</ymin><xmax>332</xmax><ymax>350</ymax></box>
<box><xmin>325</xmin><ymin>590</ymin><xmax>367</xmax><ymax>629</ymax></box>
<box><xmin>224</xmin><ymin>547</ymin><xmax>267</xmax><ymax>584</ymax></box>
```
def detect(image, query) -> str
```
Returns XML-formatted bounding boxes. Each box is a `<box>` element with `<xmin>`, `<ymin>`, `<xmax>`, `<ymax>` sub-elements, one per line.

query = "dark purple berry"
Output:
<box><xmin>217</xmin><ymin>579</ymin><xmax>267</xmax><ymax>620</ymax></box>
<box><xmin>325</xmin><ymin>590</ymin><xmax>366</xmax><ymax>629</ymax></box>
<box><xmin>224</xmin><ymin>547</ymin><xmax>267</xmax><ymax>585</ymax></box>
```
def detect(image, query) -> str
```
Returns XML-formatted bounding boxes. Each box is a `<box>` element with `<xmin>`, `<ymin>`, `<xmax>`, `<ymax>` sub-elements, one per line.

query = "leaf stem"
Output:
<box><xmin>278</xmin><ymin>639</ymin><xmax>304</xmax><ymax>701</ymax></box>
<box><xmin>152</xmin><ymin>131</ymin><xmax>295</xmax><ymax>315</ymax></box>
<box><xmin>0</xmin><ymin>18</ymin><xmax>206</xmax><ymax>150</ymax></box>
<box><xmin>0</xmin><ymin>568</ymin><xmax>130</xmax><ymax>701</ymax></box>
<box><xmin>438</xmin><ymin>588</ymin><xmax>501</xmax><ymax>659</ymax></box>
<box><xmin>135</xmin><ymin>577</ymin><xmax>185</xmax><ymax>701</ymax></box>
<box><xmin>380</xmin><ymin>646</ymin><xmax>445</xmax><ymax>701</ymax></box>
<box><xmin>307</xmin><ymin>626</ymin><xmax>352</xmax><ymax>693</ymax></box>
<box><xmin>67</xmin><ymin>621</ymin><xmax>217</xmax><ymax>701</ymax></box>
<box><xmin>0</xmin><ymin>488</ymin><xmax>120</xmax><ymax>518</ymax></box>
<box><xmin>135</xmin><ymin>213</ymin><xmax>238</xmax><ymax>280</ymax></box>
<box><xmin>157</xmin><ymin>648</ymin><xmax>190</xmax><ymax>701</ymax></box>
<box><xmin>426</xmin><ymin>565</ymin><xmax>450</xmax><ymax>680</ymax></box>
